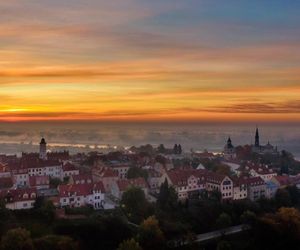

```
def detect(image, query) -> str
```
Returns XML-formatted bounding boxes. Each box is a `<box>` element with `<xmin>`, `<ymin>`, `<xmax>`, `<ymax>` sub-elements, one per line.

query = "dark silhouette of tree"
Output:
<box><xmin>117</xmin><ymin>238</ymin><xmax>142</xmax><ymax>250</ymax></box>
<box><xmin>1</xmin><ymin>228</ymin><xmax>34</xmax><ymax>250</ymax></box>
<box><xmin>127</xmin><ymin>167</ymin><xmax>148</xmax><ymax>180</ymax></box>
<box><xmin>216</xmin><ymin>213</ymin><xmax>232</xmax><ymax>230</ymax></box>
<box><xmin>275</xmin><ymin>189</ymin><xmax>292</xmax><ymax>208</ymax></box>
<box><xmin>121</xmin><ymin>187</ymin><xmax>150</xmax><ymax>223</ymax></box>
<box><xmin>157</xmin><ymin>179</ymin><xmax>178</xmax><ymax>211</ymax></box>
<box><xmin>173</xmin><ymin>144</ymin><xmax>178</xmax><ymax>154</ymax></box>
<box><xmin>178</xmin><ymin>144</ymin><xmax>182</xmax><ymax>154</ymax></box>
<box><xmin>138</xmin><ymin>216</ymin><xmax>164</xmax><ymax>250</ymax></box>
<box><xmin>157</xmin><ymin>144</ymin><xmax>166</xmax><ymax>154</ymax></box>
<box><xmin>34</xmin><ymin>235</ymin><xmax>78</xmax><ymax>250</ymax></box>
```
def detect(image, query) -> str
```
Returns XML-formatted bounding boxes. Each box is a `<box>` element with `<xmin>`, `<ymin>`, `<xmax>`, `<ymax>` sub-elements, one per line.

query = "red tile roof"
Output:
<box><xmin>167</xmin><ymin>169</ymin><xmax>208</xmax><ymax>187</ymax></box>
<box><xmin>117</xmin><ymin>177</ymin><xmax>148</xmax><ymax>191</ymax></box>
<box><xmin>0</xmin><ymin>187</ymin><xmax>37</xmax><ymax>202</ymax></box>
<box><xmin>72</xmin><ymin>174</ymin><xmax>93</xmax><ymax>183</ymax></box>
<box><xmin>246</xmin><ymin>177</ymin><xmax>265</xmax><ymax>186</ymax></box>
<box><xmin>58</xmin><ymin>182</ymin><xmax>105</xmax><ymax>197</ymax></box>
<box><xmin>62</xmin><ymin>162</ymin><xmax>77</xmax><ymax>172</ymax></box>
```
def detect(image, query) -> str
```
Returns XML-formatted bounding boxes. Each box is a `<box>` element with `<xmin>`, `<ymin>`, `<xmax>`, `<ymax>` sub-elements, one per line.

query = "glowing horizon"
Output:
<box><xmin>1</xmin><ymin>1</ymin><xmax>300</xmax><ymax>122</ymax></box>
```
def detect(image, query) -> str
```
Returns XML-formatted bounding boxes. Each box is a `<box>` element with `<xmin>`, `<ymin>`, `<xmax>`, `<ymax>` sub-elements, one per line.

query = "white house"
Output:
<box><xmin>0</xmin><ymin>188</ymin><xmax>37</xmax><ymax>210</ymax></box>
<box><xmin>61</xmin><ymin>162</ymin><xmax>80</xmax><ymax>179</ymax></box>
<box><xmin>58</xmin><ymin>182</ymin><xmax>105</xmax><ymax>210</ymax></box>
<box><xmin>206</xmin><ymin>173</ymin><xmax>234</xmax><ymax>200</ymax></box>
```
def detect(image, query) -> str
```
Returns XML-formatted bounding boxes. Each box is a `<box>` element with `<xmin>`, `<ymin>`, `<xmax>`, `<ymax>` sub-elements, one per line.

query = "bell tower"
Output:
<box><xmin>39</xmin><ymin>138</ymin><xmax>47</xmax><ymax>160</ymax></box>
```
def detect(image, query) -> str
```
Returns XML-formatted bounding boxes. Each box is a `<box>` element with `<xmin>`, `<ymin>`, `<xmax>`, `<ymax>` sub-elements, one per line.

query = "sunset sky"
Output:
<box><xmin>1</xmin><ymin>0</ymin><xmax>300</xmax><ymax>122</ymax></box>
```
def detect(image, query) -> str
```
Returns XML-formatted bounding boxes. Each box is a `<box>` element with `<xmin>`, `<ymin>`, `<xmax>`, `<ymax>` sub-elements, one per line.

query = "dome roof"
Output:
<box><xmin>40</xmin><ymin>138</ymin><xmax>46</xmax><ymax>144</ymax></box>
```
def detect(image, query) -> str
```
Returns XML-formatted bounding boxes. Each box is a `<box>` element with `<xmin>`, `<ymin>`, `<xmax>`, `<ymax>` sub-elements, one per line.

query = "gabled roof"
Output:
<box><xmin>246</xmin><ymin>177</ymin><xmax>265</xmax><ymax>186</ymax></box>
<box><xmin>62</xmin><ymin>162</ymin><xmax>78</xmax><ymax>172</ymax></box>
<box><xmin>206</xmin><ymin>172</ymin><xmax>229</xmax><ymax>184</ymax></box>
<box><xmin>58</xmin><ymin>182</ymin><xmax>105</xmax><ymax>197</ymax></box>
<box><xmin>101</xmin><ymin>168</ymin><xmax>118</xmax><ymax>178</ymax></box>
<box><xmin>0</xmin><ymin>187</ymin><xmax>37</xmax><ymax>202</ymax></box>
<box><xmin>167</xmin><ymin>169</ymin><xmax>208</xmax><ymax>187</ymax></box>
<box><xmin>116</xmin><ymin>177</ymin><xmax>148</xmax><ymax>191</ymax></box>
<box><xmin>231</xmin><ymin>176</ymin><xmax>248</xmax><ymax>187</ymax></box>
<box><xmin>247</xmin><ymin>163</ymin><xmax>274</xmax><ymax>175</ymax></box>
<box><xmin>72</xmin><ymin>174</ymin><xmax>93</xmax><ymax>183</ymax></box>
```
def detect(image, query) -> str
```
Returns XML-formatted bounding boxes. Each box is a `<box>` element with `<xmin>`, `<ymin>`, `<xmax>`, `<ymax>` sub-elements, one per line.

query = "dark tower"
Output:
<box><xmin>255</xmin><ymin>127</ymin><xmax>260</xmax><ymax>147</ymax></box>
<box><xmin>227</xmin><ymin>137</ymin><xmax>233</xmax><ymax>148</ymax></box>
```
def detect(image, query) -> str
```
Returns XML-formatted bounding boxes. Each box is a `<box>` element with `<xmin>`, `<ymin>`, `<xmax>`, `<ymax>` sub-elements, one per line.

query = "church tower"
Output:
<box><xmin>227</xmin><ymin>137</ymin><xmax>233</xmax><ymax>148</ymax></box>
<box><xmin>255</xmin><ymin>127</ymin><xmax>260</xmax><ymax>147</ymax></box>
<box><xmin>224</xmin><ymin>136</ymin><xmax>236</xmax><ymax>160</ymax></box>
<box><xmin>39</xmin><ymin>138</ymin><xmax>47</xmax><ymax>160</ymax></box>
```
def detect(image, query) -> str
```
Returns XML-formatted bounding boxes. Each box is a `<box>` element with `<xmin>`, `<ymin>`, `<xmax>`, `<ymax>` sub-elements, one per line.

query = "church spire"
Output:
<box><xmin>255</xmin><ymin>127</ymin><xmax>260</xmax><ymax>147</ymax></box>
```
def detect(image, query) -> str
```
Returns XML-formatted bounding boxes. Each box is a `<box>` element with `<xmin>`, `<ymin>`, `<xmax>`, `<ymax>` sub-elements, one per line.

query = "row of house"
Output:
<box><xmin>158</xmin><ymin>168</ymin><xmax>295</xmax><ymax>202</ymax></box>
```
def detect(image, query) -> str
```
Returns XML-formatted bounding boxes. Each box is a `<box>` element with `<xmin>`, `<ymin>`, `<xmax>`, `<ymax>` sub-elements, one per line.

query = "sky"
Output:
<box><xmin>1</xmin><ymin>0</ymin><xmax>300</xmax><ymax>122</ymax></box>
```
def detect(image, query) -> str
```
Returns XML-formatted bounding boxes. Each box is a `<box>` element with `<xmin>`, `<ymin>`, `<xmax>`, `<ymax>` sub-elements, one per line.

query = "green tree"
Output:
<box><xmin>275</xmin><ymin>189</ymin><xmax>292</xmax><ymax>208</ymax></box>
<box><xmin>216</xmin><ymin>213</ymin><xmax>232</xmax><ymax>230</ymax></box>
<box><xmin>1</xmin><ymin>228</ymin><xmax>34</xmax><ymax>250</ymax></box>
<box><xmin>157</xmin><ymin>179</ymin><xmax>178</xmax><ymax>211</ymax></box>
<box><xmin>117</xmin><ymin>238</ymin><xmax>142</xmax><ymax>250</ymax></box>
<box><xmin>240</xmin><ymin>210</ymin><xmax>256</xmax><ymax>225</ymax></box>
<box><xmin>127</xmin><ymin>167</ymin><xmax>148</xmax><ymax>180</ymax></box>
<box><xmin>209</xmin><ymin>190</ymin><xmax>222</xmax><ymax>203</ymax></box>
<box><xmin>138</xmin><ymin>216</ymin><xmax>164</xmax><ymax>250</ymax></box>
<box><xmin>49</xmin><ymin>178</ymin><xmax>62</xmax><ymax>188</ymax></box>
<box><xmin>217</xmin><ymin>241</ymin><xmax>232</xmax><ymax>250</ymax></box>
<box><xmin>39</xmin><ymin>200</ymin><xmax>56</xmax><ymax>223</ymax></box>
<box><xmin>33</xmin><ymin>235</ymin><xmax>78</xmax><ymax>250</ymax></box>
<box><xmin>157</xmin><ymin>144</ymin><xmax>166</xmax><ymax>154</ymax></box>
<box><xmin>286</xmin><ymin>185</ymin><xmax>300</xmax><ymax>206</ymax></box>
<box><xmin>121</xmin><ymin>187</ymin><xmax>150</xmax><ymax>223</ymax></box>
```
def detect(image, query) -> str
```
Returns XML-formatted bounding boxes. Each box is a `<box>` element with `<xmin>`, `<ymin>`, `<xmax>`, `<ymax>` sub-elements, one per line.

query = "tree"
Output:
<box><xmin>217</xmin><ymin>241</ymin><xmax>232</xmax><ymax>250</ymax></box>
<box><xmin>214</xmin><ymin>164</ymin><xmax>231</xmax><ymax>176</ymax></box>
<box><xmin>157</xmin><ymin>179</ymin><xmax>178</xmax><ymax>211</ymax></box>
<box><xmin>240</xmin><ymin>210</ymin><xmax>256</xmax><ymax>225</ymax></box>
<box><xmin>127</xmin><ymin>167</ymin><xmax>148</xmax><ymax>180</ymax></box>
<box><xmin>173</xmin><ymin>144</ymin><xmax>178</xmax><ymax>154</ymax></box>
<box><xmin>33</xmin><ymin>235</ymin><xmax>78</xmax><ymax>250</ymax></box>
<box><xmin>121</xmin><ymin>187</ymin><xmax>150</xmax><ymax>223</ymax></box>
<box><xmin>286</xmin><ymin>185</ymin><xmax>300</xmax><ymax>206</ymax></box>
<box><xmin>1</xmin><ymin>228</ymin><xmax>34</xmax><ymax>250</ymax></box>
<box><xmin>49</xmin><ymin>178</ymin><xmax>62</xmax><ymax>188</ymax></box>
<box><xmin>209</xmin><ymin>190</ymin><xmax>222</xmax><ymax>203</ymax></box>
<box><xmin>138</xmin><ymin>216</ymin><xmax>164</xmax><ymax>250</ymax></box>
<box><xmin>117</xmin><ymin>238</ymin><xmax>142</xmax><ymax>250</ymax></box>
<box><xmin>157</xmin><ymin>144</ymin><xmax>166</xmax><ymax>154</ymax></box>
<box><xmin>252</xmin><ymin>207</ymin><xmax>300</xmax><ymax>249</ymax></box>
<box><xmin>275</xmin><ymin>189</ymin><xmax>292</xmax><ymax>208</ymax></box>
<box><xmin>178</xmin><ymin>144</ymin><xmax>182</xmax><ymax>154</ymax></box>
<box><xmin>38</xmin><ymin>200</ymin><xmax>56</xmax><ymax>223</ymax></box>
<box><xmin>216</xmin><ymin>213</ymin><xmax>232</xmax><ymax>230</ymax></box>
<box><xmin>276</xmin><ymin>207</ymin><xmax>300</xmax><ymax>236</ymax></box>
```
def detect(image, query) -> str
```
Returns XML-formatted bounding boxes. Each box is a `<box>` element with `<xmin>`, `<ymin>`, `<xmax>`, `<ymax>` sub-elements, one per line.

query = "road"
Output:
<box><xmin>194</xmin><ymin>224</ymin><xmax>249</xmax><ymax>243</ymax></box>
<box><xmin>170</xmin><ymin>224</ymin><xmax>250</xmax><ymax>248</ymax></box>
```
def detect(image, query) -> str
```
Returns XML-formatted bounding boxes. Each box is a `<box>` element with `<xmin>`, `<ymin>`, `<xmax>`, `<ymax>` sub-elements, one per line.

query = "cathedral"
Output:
<box><xmin>251</xmin><ymin>128</ymin><xmax>278</xmax><ymax>155</ymax></box>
